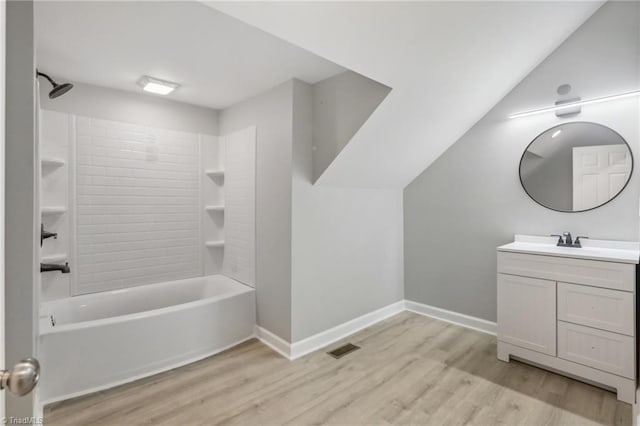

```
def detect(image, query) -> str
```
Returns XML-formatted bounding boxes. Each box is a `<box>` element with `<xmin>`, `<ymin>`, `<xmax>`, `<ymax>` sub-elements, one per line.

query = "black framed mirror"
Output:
<box><xmin>519</xmin><ymin>122</ymin><xmax>633</xmax><ymax>212</ymax></box>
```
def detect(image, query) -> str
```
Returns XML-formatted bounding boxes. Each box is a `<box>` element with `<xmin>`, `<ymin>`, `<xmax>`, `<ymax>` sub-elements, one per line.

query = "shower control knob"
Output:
<box><xmin>0</xmin><ymin>358</ymin><xmax>40</xmax><ymax>396</ymax></box>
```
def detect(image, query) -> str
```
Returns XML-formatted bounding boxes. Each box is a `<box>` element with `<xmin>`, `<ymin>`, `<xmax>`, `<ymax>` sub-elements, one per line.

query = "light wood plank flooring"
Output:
<box><xmin>45</xmin><ymin>312</ymin><xmax>631</xmax><ymax>425</ymax></box>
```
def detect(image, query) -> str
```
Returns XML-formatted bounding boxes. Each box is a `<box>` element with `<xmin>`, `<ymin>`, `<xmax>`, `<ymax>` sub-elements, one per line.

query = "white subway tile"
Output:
<box><xmin>76</xmin><ymin>117</ymin><xmax>203</xmax><ymax>293</ymax></box>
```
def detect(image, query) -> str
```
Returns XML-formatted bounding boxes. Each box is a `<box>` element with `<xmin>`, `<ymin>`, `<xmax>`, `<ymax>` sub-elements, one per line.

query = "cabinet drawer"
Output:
<box><xmin>498</xmin><ymin>251</ymin><xmax>635</xmax><ymax>292</ymax></box>
<box><xmin>558</xmin><ymin>282</ymin><xmax>634</xmax><ymax>336</ymax></box>
<box><xmin>558</xmin><ymin>321</ymin><xmax>634</xmax><ymax>378</ymax></box>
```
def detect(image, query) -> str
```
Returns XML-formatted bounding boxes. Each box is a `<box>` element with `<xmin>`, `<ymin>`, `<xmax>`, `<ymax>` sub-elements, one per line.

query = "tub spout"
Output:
<box><xmin>40</xmin><ymin>262</ymin><xmax>70</xmax><ymax>274</ymax></box>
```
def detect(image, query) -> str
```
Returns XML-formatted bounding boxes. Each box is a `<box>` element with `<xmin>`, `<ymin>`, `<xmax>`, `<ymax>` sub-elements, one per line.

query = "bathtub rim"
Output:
<box><xmin>40</xmin><ymin>275</ymin><xmax>254</xmax><ymax>335</ymax></box>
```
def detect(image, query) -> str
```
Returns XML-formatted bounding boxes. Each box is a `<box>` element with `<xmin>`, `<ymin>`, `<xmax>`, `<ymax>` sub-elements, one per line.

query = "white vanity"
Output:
<box><xmin>497</xmin><ymin>234</ymin><xmax>640</xmax><ymax>403</ymax></box>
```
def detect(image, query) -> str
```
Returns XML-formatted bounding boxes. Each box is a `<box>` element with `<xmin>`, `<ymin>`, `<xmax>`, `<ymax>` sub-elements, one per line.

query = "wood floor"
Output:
<box><xmin>45</xmin><ymin>312</ymin><xmax>631</xmax><ymax>425</ymax></box>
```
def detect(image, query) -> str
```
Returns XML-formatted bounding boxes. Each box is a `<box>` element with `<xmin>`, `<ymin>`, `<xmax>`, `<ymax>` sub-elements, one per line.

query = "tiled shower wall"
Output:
<box><xmin>221</xmin><ymin>127</ymin><xmax>256</xmax><ymax>286</ymax></box>
<box><xmin>40</xmin><ymin>109</ymin><xmax>256</xmax><ymax>300</ymax></box>
<box><xmin>75</xmin><ymin>117</ymin><xmax>203</xmax><ymax>294</ymax></box>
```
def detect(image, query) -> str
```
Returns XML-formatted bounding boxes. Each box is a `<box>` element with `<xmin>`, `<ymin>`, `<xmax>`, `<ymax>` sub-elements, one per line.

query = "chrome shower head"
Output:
<box><xmin>36</xmin><ymin>70</ymin><xmax>73</xmax><ymax>99</ymax></box>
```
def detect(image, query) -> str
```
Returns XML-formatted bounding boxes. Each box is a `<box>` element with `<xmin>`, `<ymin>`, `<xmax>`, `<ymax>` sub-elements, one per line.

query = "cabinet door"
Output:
<box><xmin>498</xmin><ymin>274</ymin><xmax>556</xmax><ymax>355</ymax></box>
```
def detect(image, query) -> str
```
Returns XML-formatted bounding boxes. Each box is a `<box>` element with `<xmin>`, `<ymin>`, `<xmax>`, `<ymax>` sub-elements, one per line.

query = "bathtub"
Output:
<box><xmin>38</xmin><ymin>274</ymin><xmax>256</xmax><ymax>404</ymax></box>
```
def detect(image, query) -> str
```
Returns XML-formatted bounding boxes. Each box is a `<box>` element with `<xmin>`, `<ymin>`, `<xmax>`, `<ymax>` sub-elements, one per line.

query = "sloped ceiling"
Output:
<box><xmin>206</xmin><ymin>1</ymin><xmax>604</xmax><ymax>188</ymax></box>
<box><xmin>34</xmin><ymin>1</ymin><xmax>345</xmax><ymax>110</ymax></box>
<box><xmin>312</xmin><ymin>71</ymin><xmax>391</xmax><ymax>182</ymax></box>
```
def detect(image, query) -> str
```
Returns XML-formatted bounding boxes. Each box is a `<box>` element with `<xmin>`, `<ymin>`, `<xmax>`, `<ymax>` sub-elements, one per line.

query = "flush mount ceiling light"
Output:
<box><xmin>509</xmin><ymin>90</ymin><xmax>640</xmax><ymax>119</ymax></box>
<box><xmin>137</xmin><ymin>76</ymin><xmax>179</xmax><ymax>95</ymax></box>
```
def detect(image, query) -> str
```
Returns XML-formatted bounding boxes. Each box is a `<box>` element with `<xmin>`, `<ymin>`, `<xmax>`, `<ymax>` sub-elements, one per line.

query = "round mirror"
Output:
<box><xmin>519</xmin><ymin>122</ymin><xmax>633</xmax><ymax>212</ymax></box>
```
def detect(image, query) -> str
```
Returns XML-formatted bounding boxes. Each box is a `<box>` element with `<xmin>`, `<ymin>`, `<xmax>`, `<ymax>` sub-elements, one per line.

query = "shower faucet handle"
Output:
<box><xmin>40</xmin><ymin>224</ymin><xmax>58</xmax><ymax>247</ymax></box>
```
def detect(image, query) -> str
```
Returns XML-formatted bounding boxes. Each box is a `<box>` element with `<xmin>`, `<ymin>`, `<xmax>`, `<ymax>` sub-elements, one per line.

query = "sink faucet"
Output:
<box><xmin>563</xmin><ymin>232</ymin><xmax>573</xmax><ymax>246</ymax></box>
<box><xmin>550</xmin><ymin>233</ymin><xmax>588</xmax><ymax>248</ymax></box>
<box><xmin>40</xmin><ymin>262</ymin><xmax>70</xmax><ymax>274</ymax></box>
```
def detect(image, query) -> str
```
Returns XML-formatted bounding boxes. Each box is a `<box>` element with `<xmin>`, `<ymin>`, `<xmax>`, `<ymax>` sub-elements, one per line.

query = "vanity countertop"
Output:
<box><xmin>498</xmin><ymin>234</ymin><xmax>640</xmax><ymax>264</ymax></box>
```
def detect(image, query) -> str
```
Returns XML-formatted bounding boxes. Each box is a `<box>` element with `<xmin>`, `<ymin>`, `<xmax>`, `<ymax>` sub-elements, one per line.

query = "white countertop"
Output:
<box><xmin>498</xmin><ymin>235</ymin><xmax>640</xmax><ymax>264</ymax></box>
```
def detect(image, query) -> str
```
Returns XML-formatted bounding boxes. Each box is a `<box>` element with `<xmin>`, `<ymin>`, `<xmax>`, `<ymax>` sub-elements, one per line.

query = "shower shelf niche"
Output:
<box><xmin>205</xmin><ymin>240</ymin><xmax>225</xmax><ymax>248</ymax></box>
<box><xmin>41</xmin><ymin>206</ymin><xmax>67</xmax><ymax>216</ymax></box>
<box><xmin>204</xmin><ymin>169</ymin><xmax>225</xmax><ymax>179</ymax></box>
<box><xmin>205</xmin><ymin>205</ymin><xmax>225</xmax><ymax>213</ymax></box>
<box><xmin>41</xmin><ymin>157</ymin><xmax>66</xmax><ymax>169</ymax></box>
<box><xmin>41</xmin><ymin>253</ymin><xmax>67</xmax><ymax>263</ymax></box>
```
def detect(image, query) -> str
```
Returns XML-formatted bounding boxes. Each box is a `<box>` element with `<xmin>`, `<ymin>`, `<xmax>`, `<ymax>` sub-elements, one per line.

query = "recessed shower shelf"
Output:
<box><xmin>41</xmin><ymin>157</ymin><xmax>66</xmax><ymax>169</ymax></box>
<box><xmin>41</xmin><ymin>253</ymin><xmax>67</xmax><ymax>263</ymax></box>
<box><xmin>205</xmin><ymin>205</ymin><xmax>225</xmax><ymax>213</ymax></box>
<box><xmin>205</xmin><ymin>169</ymin><xmax>225</xmax><ymax>178</ymax></box>
<box><xmin>41</xmin><ymin>206</ymin><xmax>67</xmax><ymax>216</ymax></box>
<box><xmin>205</xmin><ymin>240</ymin><xmax>225</xmax><ymax>248</ymax></box>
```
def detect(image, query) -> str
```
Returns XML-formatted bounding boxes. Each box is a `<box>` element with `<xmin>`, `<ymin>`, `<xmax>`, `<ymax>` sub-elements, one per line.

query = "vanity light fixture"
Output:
<box><xmin>509</xmin><ymin>89</ymin><xmax>640</xmax><ymax>119</ymax></box>
<box><xmin>551</xmin><ymin>129</ymin><xmax>562</xmax><ymax>138</ymax></box>
<box><xmin>137</xmin><ymin>76</ymin><xmax>179</xmax><ymax>95</ymax></box>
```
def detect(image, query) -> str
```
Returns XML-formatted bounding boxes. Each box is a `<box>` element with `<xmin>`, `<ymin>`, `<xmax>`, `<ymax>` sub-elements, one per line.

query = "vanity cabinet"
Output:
<box><xmin>497</xmin><ymin>236</ymin><xmax>639</xmax><ymax>404</ymax></box>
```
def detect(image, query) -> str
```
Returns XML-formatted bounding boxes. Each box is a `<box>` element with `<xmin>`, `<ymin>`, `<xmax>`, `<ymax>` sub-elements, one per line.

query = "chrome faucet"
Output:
<box><xmin>550</xmin><ymin>232</ymin><xmax>588</xmax><ymax>248</ymax></box>
<box><xmin>40</xmin><ymin>262</ymin><xmax>70</xmax><ymax>274</ymax></box>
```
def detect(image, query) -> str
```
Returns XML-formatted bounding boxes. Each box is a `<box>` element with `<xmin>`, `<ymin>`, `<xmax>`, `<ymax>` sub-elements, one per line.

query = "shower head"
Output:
<box><xmin>49</xmin><ymin>82</ymin><xmax>73</xmax><ymax>99</ymax></box>
<box><xmin>36</xmin><ymin>70</ymin><xmax>73</xmax><ymax>99</ymax></box>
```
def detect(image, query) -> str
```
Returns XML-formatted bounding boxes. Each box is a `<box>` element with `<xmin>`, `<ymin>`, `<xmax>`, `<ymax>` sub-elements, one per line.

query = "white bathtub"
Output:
<box><xmin>38</xmin><ymin>275</ymin><xmax>256</xmax><ymax>404</ymax></box>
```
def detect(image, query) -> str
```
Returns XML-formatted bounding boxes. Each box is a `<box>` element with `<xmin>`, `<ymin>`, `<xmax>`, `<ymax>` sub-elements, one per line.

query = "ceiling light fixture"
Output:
<box><xmin>509</xmin><ymin>90</ymin><xmax>640</xmax><ymax>119</ymax></box>
<box><xmin>137</xmin><ymin>76</ymin><xmax>179</xmax><ymax>95</ymax></box>
<box><xmin>551</xmin><ymin>129</ymin><xmax>562</xmax><ymax>138</ymax></box>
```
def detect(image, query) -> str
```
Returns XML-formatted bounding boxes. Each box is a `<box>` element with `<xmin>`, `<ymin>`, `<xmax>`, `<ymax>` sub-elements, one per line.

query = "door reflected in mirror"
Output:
<box><xmin>519</xmin><ymin>122</ymin><xmax>633</xmax><ymax>212</ymax></box>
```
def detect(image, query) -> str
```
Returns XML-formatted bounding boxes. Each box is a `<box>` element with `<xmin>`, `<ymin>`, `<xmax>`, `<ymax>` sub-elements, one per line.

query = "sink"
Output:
<box><xmin>498</xmin><ymin>234</ymin><xmax>640</xmax><ymax>264</ymax></box>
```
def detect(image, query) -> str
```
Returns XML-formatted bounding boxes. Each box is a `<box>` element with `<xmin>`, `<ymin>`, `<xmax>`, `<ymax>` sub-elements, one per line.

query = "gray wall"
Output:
<box><xmin>404</xmin><ymin>1</ymin><xmax>640</xmax><ymax>322</ymax></box>
<box><xmin>291</xmin><ymin>80</ymin><xmax>404</xmax><ymax>341</ymax></box>
<box><xmin>311</xmin><ymin>71</ymin><xmax>390</xmax><ymax>182</ymax></box>
<box><xmin>219</xmin><ymin>79</ymin><xmax>404</xmax><ymax>342</ymax></box>
<box><xmin>5</xmin><ymin>0</ymin><xmax>38</xmax><ymax>417</ymax></box>
<box><xmin>219</xmin><ymin>81</ymin><xmax>294</xmax><ymax>341</ymax></box>
<box><xmin>39</xmin><ymin>80</ymin><xmax>218</xmax><ymax>135</ymax></box>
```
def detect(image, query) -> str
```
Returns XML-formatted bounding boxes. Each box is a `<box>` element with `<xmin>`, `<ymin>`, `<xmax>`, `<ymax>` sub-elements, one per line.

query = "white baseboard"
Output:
<box><xmin>255</xmin><ymin>301</ymin><xmax>405</xmax><ymax>361</ymax></box>
<box><xmin>256</xmin><ymin>299</ymin><xmax>496</xmax><ymax>362</ymax></box>
<box><xmin>290</xmin><ymin>300</ymin><xmax>405</xmax><ymax>360</ymax></box>
<box><xmin>405</xmin><ymin>300</ymin><xmax>496</xmax><ymax>335</ymax></box>
<box><xmin>255</xmin><ymin>326</ymin><xmax>292</xmax><ymax>360</ymax></box>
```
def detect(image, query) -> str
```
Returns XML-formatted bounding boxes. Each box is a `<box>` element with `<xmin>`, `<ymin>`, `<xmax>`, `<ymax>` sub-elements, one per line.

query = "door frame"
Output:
<box><xmin>4</xmin><ymin>0</ymin><xmax>39</xmax><ymax>420</ymax></box>
<box><xmin>0</xmin><ymin>0</ymin><xmax>6</xmax><ymax>418</ymax></box>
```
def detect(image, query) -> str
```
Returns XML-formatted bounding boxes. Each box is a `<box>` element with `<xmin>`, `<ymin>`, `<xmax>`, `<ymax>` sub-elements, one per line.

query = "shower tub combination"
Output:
<box><xmin>38</xmin><ymin>274</ymin><xmax>256</xmax><ymax>404</ymax></box>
